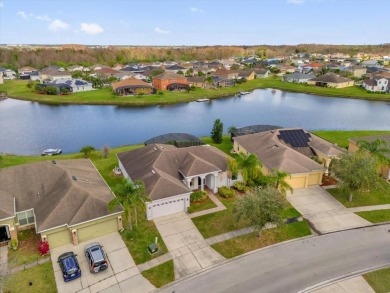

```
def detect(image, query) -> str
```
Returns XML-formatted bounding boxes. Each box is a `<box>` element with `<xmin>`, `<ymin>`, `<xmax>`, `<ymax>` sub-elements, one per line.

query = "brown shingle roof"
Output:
<box><xmin>112</xmin><ymin>78</ymin><xmax>152</xmax><ymax>90</ymax></box>
<box><xmin>118</xmin><ymin>144</ymin><xmax>228</xmax><ymax>200</ymax></box>
<box><xmin>349</xmin><ymin>135</ymin><xmax>390</xmax><ymax>159</ymax></box>
<box><xmin>0</xmin><ymin>160</ymin><xmax>122</xmax><ymax>232</ymax></box>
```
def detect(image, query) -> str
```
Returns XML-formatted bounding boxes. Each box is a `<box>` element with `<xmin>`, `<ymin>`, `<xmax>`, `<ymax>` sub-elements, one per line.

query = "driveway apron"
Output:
<box><xmin>154</xmin><ymin>212</ymin><xmax>224</xmax><ymax>279</ymax></box>
<box><xmin>287</xmin><ymin>186</ymin><xmax>371</xmax><ymax>233</ymax></box>
<box><xmin>50</xmin><ymin>232</ymin><xmax>154</xmax><ymax>293</ymax></box>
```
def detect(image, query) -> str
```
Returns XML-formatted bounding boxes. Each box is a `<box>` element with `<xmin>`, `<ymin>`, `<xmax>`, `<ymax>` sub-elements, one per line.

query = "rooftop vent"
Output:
<box><xmin>72</xmin><ymin>176</ymin><xmax>77</xmax><ymax>181</ymax></box>
<box><xmin>51</xmin><ymin>160</ymin><xmax>56</xmax><ymax>164</ymax></box>
<box><xmin>153</xmin><ymin>147</ymin><xmax>158</xmax><ymax>151</ymax></box>
<box><xmin>151</xmin><ymin>170</ymin><xmax>156</xmax><ymax>174</ymax></box>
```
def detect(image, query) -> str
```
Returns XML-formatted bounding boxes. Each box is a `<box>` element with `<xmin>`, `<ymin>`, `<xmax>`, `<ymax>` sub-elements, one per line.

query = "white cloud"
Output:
<box><xmin>287</xmin><ymin>0</ymin><xmax>305</xmax><ymax>3</ymax></box>
<box><xmin>17</xmin><ymin>11</ymin><xmax>31</xmax><ymax>19</ymax></box>
<box><xmin>80</xmin><ymin>23</ymin><xmax>104</xmax><ymax>35</ymax></box>
<box><xmin>49</xmin><ymin>19</ymin><xmax>69</xmax><ymax>31</ymax></box>
<box><xmin>191</xmin><ymin>7</ymin><xmax>204</xmax><ymax>13</ymax></box>
<box><xmin>36</xmin><ymin>15</ymin><xmax>51</xmax><ymax>21</ymax></box>
<box><xmin>155</xmin><ymin>27</ymin><xmax>170</xmax><ymax>34</ymax></box>
<box><xmin>0</xmin><ymin>2</ymin><xmax>4</xmax><ymax>8</ymax></box>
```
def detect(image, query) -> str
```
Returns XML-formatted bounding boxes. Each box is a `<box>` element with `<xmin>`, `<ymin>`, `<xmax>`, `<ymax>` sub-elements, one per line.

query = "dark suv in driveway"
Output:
<box><xmin>57</xmin><ymin>252</ymin><xmax>81</xmax><ymax>282</ymax></box>
<box><xmin>84</xmin><ymin>242</ymin><xmax>109</xmax><ymax>273</ymax></box>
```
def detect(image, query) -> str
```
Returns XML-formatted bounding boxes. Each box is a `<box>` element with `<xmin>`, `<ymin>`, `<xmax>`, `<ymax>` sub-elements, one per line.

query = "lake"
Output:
<box><xmin>1</xmin><ymin>89</ymin><xmax>389</xmax><ymax>155</ymax></box>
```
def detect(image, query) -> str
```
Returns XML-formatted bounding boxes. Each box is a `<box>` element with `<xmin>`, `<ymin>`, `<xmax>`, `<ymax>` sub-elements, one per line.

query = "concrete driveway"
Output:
<box><xmin>154</xmin><ymin>212</ymin><xmax>224</xmax><ymax>279</ymax></box>
<box><xmin>287</xmin><ymin>186</ymin><xmax>371</xmax><ymax>233</ymax></box>
<box><xmin>50</xmin><ymin>232</ymin><xmax>154</xmax><ymax>293</ymax></box>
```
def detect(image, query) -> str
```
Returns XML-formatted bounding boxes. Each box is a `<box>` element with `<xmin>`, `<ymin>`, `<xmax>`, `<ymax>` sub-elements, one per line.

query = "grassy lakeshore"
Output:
<box><xmin>0</xmin><ymin>77</ymin><xmax>389</xmax><ymax>106</ymax></box>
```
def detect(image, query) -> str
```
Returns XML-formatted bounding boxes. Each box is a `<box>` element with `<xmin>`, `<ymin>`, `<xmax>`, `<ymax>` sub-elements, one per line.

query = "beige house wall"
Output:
<box><xmin>307</xmin><ymin>80</ymin><xmax>354</xmax><ymax>88</ymax></box>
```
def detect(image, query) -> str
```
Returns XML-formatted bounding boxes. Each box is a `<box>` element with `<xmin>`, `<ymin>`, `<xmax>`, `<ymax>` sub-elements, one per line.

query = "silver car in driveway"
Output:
<box><xmin>84</xmin><ymin>242</ymin><xmax>108</xmax><ymax>273</ymax></box>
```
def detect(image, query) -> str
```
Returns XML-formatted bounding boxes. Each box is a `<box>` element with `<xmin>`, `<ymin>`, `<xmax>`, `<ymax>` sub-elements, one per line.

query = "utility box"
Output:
<box><xmin>148</xmin><ymin>243</ymin><xmax>159</xmax><ymax>255</ymax></box>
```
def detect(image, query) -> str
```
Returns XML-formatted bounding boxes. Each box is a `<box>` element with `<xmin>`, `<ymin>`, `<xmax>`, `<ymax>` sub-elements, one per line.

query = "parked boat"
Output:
<box><xmin>41</xmin><ymin>148</ymin><xmax>62</xmax><ymax>156</ymax></box>
<box><xmin>240</xmin><ymin>91</ymin><xmax>250</xmax><ymax>95</ymax></box>
<box><xmin>196</xmin><ymin>98</ymin><xmax>210</xmax><ymax>102</ymax></box>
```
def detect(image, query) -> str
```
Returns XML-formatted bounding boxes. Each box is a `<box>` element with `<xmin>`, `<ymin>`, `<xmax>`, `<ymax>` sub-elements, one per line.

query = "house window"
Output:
<box><xmin>16</xmin><ymin>210</ymin><xmax>35</xmax><ymax>226</ymax></box>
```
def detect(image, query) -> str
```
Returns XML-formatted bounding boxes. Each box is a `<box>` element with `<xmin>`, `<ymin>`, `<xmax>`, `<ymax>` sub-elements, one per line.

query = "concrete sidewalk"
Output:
<box><xmin>312</xmin><ymin>276</ymin><xmax>374</xmax><ymax>293</ymax></box>
<box><xmin>349</xmin><ymin>204</ymin><xmax>390</xmax><ymax>213</ymax></box>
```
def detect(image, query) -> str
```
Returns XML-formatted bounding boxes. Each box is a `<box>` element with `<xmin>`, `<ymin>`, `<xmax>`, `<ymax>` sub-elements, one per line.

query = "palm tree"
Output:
<box><xmin>108</xmin><ymin>180</ymin><xmax>148</xmax><ymax>230</ymax></box>
<box><xmin>236</xmin><ymin>153</ymin><xmax>262</xmax><ymax>185</ymax></box>
<box><xmin>357</xmin><ymin>139</ymin><xmax>390</xmax><ymax>174</ymax></box>
<box><xmin>270</xmin><ymin>169</ymin><xmax>293</xmax><ymax>196</ymax></box>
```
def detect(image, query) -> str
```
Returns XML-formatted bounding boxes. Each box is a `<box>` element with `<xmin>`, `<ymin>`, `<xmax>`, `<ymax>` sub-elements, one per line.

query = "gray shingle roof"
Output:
<box><xmin>309</xmin><ymin>73</ymin><xmax>353</xmax><ymax>83</ymax></box>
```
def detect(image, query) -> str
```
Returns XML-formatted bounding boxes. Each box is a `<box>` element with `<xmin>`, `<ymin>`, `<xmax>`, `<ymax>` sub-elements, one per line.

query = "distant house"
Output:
<box><xmin>152</xmin><ymin>72</ymin><xmax>188</xmax><ymax>91</ymax></box>
<box><xmin>302</xmin><ymin>63</ymin><xmax>324</xmax><ymax>72</ymax></box>
<box><xmin>212</xmin><ymin>70</ymin><xmax>238</xmax><ymax>79</ymax></box>
<box><xmin>362</xmin><ymin>77</ymin><xmax>389</xmax><ymax>93</ymax></box>
<box><xmin>68</xmin><ymin>65</ymin><xmax>84</xmax><ymax>72</ymax></box>
<box><xmin>39</xmin><ymin>68</ymin><xmax>72</xmax><ymax>81</ymax></box>
<box><xmin>238</xmin><ymin>70</ymin><xmax>256</xmax><ymax>81</ymax></box>
<box><xmin>307</xmin><ymin>73</ymin><xmax>354</xmax><ymax>88</ymax></box>
<box><xmin>50</xmin><ymin>78</ymin><xmax>93</xmax><ymax>92</ymax></box>
<box><xmin>94</xmin><ymin>68</ymin><xmax>120</xmax><ymax>79</ymax></box>
<box><xmin>361</xmin><ymin>60</ymin><xmax>381</xmax><ymax>68</ymax></box>
<box><xmin>253</xmin><ymin>68</ymin><xmax>270</xmax><ymax>78</ymax></box>
<box><xmin>212</xmin><ymin>76</ymin><xmax>235</xmax><ymax>87</ymax></box>
<box><xmin>348</xmin><ymin>135</ymin><xmax>390</xmax><ymax>179</ymax></box>
<box><xmin>144</xmin><ymin>133</ymin><xmax>204</xmax><ymax>148</ymax></box>
<box><xmin>187</xmin><ymin>76</ymin><xmax>207</xmax><ymax>88</ymax></box>
<box><xmin>278</xmin><ymin>65</ymin><xmax>296</xmax><ymax>75</ymax></box>
<box><xmin>89</xmin><ymin>64</ymin><xmax>110</xmax><ymax>71</ymax></box>
<box><xmin>346</xmin><ymin>65</ymin><xmax>367</xmax><ymax>78</ymax></box>
<box><xmin>112</xmin><ymin>78</ymin><xmax>154</xmax><ymax>96</ymax></box>
<box><xmin>2</xmin><ymin>69</ymin><xmax>16</xmax><ymax>80</ymax></box>
<box><xmin>165</xmin><ymin>65</ymin><xmax>186</xmax><ymax>74</ymax></box>
<box><xmin>18</xmin><ymin>66</ymin><xmax>37</xmax><ymax>79</ymax></box>
<box><xmin>283</xmin><ymin>72</ymin><xmax>316</xmax><ymax>83</ymax></box>
<box><xmin>29</xmin><ymin>71</ymin><xmax>41</xmax><ymax>81</ymax></box>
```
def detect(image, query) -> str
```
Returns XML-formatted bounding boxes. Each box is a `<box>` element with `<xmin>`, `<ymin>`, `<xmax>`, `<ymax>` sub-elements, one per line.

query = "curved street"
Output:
<box><xmin>160</xmin><ymin>224</ymin><xmax>390</xmax><ymax>293</ymax></box>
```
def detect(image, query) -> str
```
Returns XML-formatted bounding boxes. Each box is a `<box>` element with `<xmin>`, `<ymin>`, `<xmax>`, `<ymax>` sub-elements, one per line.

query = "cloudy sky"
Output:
<box><xmin>0</xmin><ymin>0</ymin><xmax>389</xmax><ymax>45</ymax></box>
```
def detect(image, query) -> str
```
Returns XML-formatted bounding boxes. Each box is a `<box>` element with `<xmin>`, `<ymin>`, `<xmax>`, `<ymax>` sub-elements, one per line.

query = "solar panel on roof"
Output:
<box><xmin>278</xmin><ymin>130</ymin><xmax>311</xmax><ymax>148</ymax></box>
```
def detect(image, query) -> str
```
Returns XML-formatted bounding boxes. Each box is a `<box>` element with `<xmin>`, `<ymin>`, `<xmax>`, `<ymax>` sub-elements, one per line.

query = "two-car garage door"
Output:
<box><xmin>286</xmin><ymin>172</ymin><xmax>323</xmax><ymax>189</ymax></box>
<box><xmin>147</xmin><ymin>197</ymin><xmax>188</xmax><ymax>220</ymax></box>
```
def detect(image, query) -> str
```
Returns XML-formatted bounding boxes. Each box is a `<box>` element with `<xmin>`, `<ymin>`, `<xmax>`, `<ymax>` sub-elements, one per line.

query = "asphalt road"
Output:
<box><xmin>160</xmin><ymin>224</ymin><xmax>390</xmax><ymax>293</ymax></box>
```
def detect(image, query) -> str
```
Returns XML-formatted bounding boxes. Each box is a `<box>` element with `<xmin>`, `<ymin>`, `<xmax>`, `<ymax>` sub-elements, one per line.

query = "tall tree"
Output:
<box><xmin>210</xmin><ymin>118</ymin><xmax>223</xmax><ymax>144</ymax></box>
<box><xmin>233</xmin><ymin>186</ymin><xmax>285</xmax><ymax>237</ymax></box>
<box><xmin>357</xmin><ymin>139</ymin><xmax>390</xmax><ymax>174</ymax></box>
<box><xmin>236</xmin><ymin>153</ymin><xmax>262</xmax><ymax>185</ymax></box>
<box><xmin>333</xmin><ymin>152</ymin><xmax>381</xmax><ymax>202</ymax></box>
<box><xmin>108</xmin><ymin>180</ymin><xmax>148</xmax><ymax>230</ymax></box>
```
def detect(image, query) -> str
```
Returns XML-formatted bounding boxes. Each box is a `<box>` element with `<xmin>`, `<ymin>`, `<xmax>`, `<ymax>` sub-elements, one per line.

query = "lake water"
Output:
<box><xmin>1</xmin><ymin>89</ymin><xmax>389</xmax><ymax>155</ymax></box>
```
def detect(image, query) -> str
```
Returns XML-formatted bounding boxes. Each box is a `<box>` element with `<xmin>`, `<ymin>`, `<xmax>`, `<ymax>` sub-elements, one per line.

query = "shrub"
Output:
<box><xmin>234</xmin><ymin>181</ymin><xmax>249</xmax><ymax>192</ymax></box>
<box><xmin>10</xmin><ymin>239</ymin><xmax>18</xmax><ymax>251</ymax></box>
<box><xmin>123</xmin><ymin>229</ymin><xmax>135</xmax><ymax>241</ymax></box>
<box><xmin>218</xmin><ymin>186</ymin><xmax>236</xmax><ymax>198</ymax></box>
<box><xmin>190</xmin><ymin>191</ymin><xmax>208</xmax><ymax>202</ymax></box>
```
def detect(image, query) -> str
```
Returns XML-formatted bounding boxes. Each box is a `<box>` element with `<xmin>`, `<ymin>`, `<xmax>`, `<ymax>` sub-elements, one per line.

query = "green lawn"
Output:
<box><xmin>200</xmin><ymin>135</ymin><xmax>234</xmax><ymax>156</ymax></box>
<box><xmin>188</xmin><ymin>197</ymin><xmax>218</xmax><ymax>214</ymax></box>
<box><xmin>192</xmin><ymin>192</ymin><xmax>301</xmax><ymax>239</ymax></box>
<box><xmin>2</xmin><ymin>261</ymin><xmax>57</xmax><ymax>293</ymax></box>
<box><xmin>141</xmin><ymin>260</ymin><xmax>175</xmax><ymax>288</ymax></box>
<box><xmin>312</xmin><ymin>130</ymin><xmax>390</xmax><ymax>149</ymax></box>
<box><xmin>363</xmin><ymin>267</ymin><xmax>390</xmax><ymax>293</ymax></box>
<box><xmin>211</xmin><ymin>221</ymin><xmax>311</xmax><ymax>259</ymax></box>
<box><xmin>8</xmin><ymin>229</ymin><xmax>50</xmax><ymax>268</ymax></box>
<box><xmin>1</xmin><ymin>77</ymin><xmax>388</xmax><ymax>107</ymax></box>
<box><xmin>356</xmin><ymin>210</ymin><xmax>390</xmax><ymax>223</ymax></box>
<box><xmin>328</xmin><ymin>180</ymin><xmax>390</xmax><ymax>207</ymax></box>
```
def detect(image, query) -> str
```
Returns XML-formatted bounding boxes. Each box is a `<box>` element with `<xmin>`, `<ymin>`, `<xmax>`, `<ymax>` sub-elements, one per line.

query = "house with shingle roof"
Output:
<box><xmin>348</xmin><ymin>135</ymin><xmax>390</xmax><ymax>179</ymax></box>
<box><xmin>233</xmin><ymin>128</ymin><xmax>344</xmax><ymax>188</ymax></box>
<box><xmin>118</xmin><ymin>144</ymin><xmax>239</xmax><ymax>219</ymax></box>
<box><xmin>283</xmin><ymin>72</ymin><xmax>316</xmax><ymax>83</ymax></box>
<box><xmin>307</xmin><ymin>73</ymin><xmax>354</xmax><ymax>88</ymax></box>
<box><xmin>112</xmin><ymin>78</ymin><xmax>155</xmax><ymax>95</ymax></box>
<box><xmin>362</xmin><ymin>77</ymin><xmax>389</xmax><ymax>93</ymax></box>
<box><xmin>152</xmin><ymin>72</ymin><xmax>188</xmax><ymax>91</ymax></box>
<box><xmin>0</xmin><ymin>159</ymin><xmax>123</xmax><ymax>248</ymax></box>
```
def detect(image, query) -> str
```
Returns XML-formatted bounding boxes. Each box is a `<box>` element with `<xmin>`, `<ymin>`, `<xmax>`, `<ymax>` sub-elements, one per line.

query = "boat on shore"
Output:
<box><xmin>240</xmin><ymin>91</ymin><xmax>250</xmax><ymax>95</ymax></box>
<box><xmin>41</xmin><ymin>148</ymin><xmax>62</xmax><ymax>156</ymax></box>
<box><xmin>196</xmin><ymin>98</ymin><xmax>210</xmax><ymax>102</ymax></box>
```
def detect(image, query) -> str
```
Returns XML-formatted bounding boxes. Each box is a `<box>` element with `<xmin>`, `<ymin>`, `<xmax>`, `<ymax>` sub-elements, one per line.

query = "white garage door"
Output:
<box><xmin>150</xmin><ymin>197</ymin><xmax>186</xmax><ymax>219</ymax></box>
